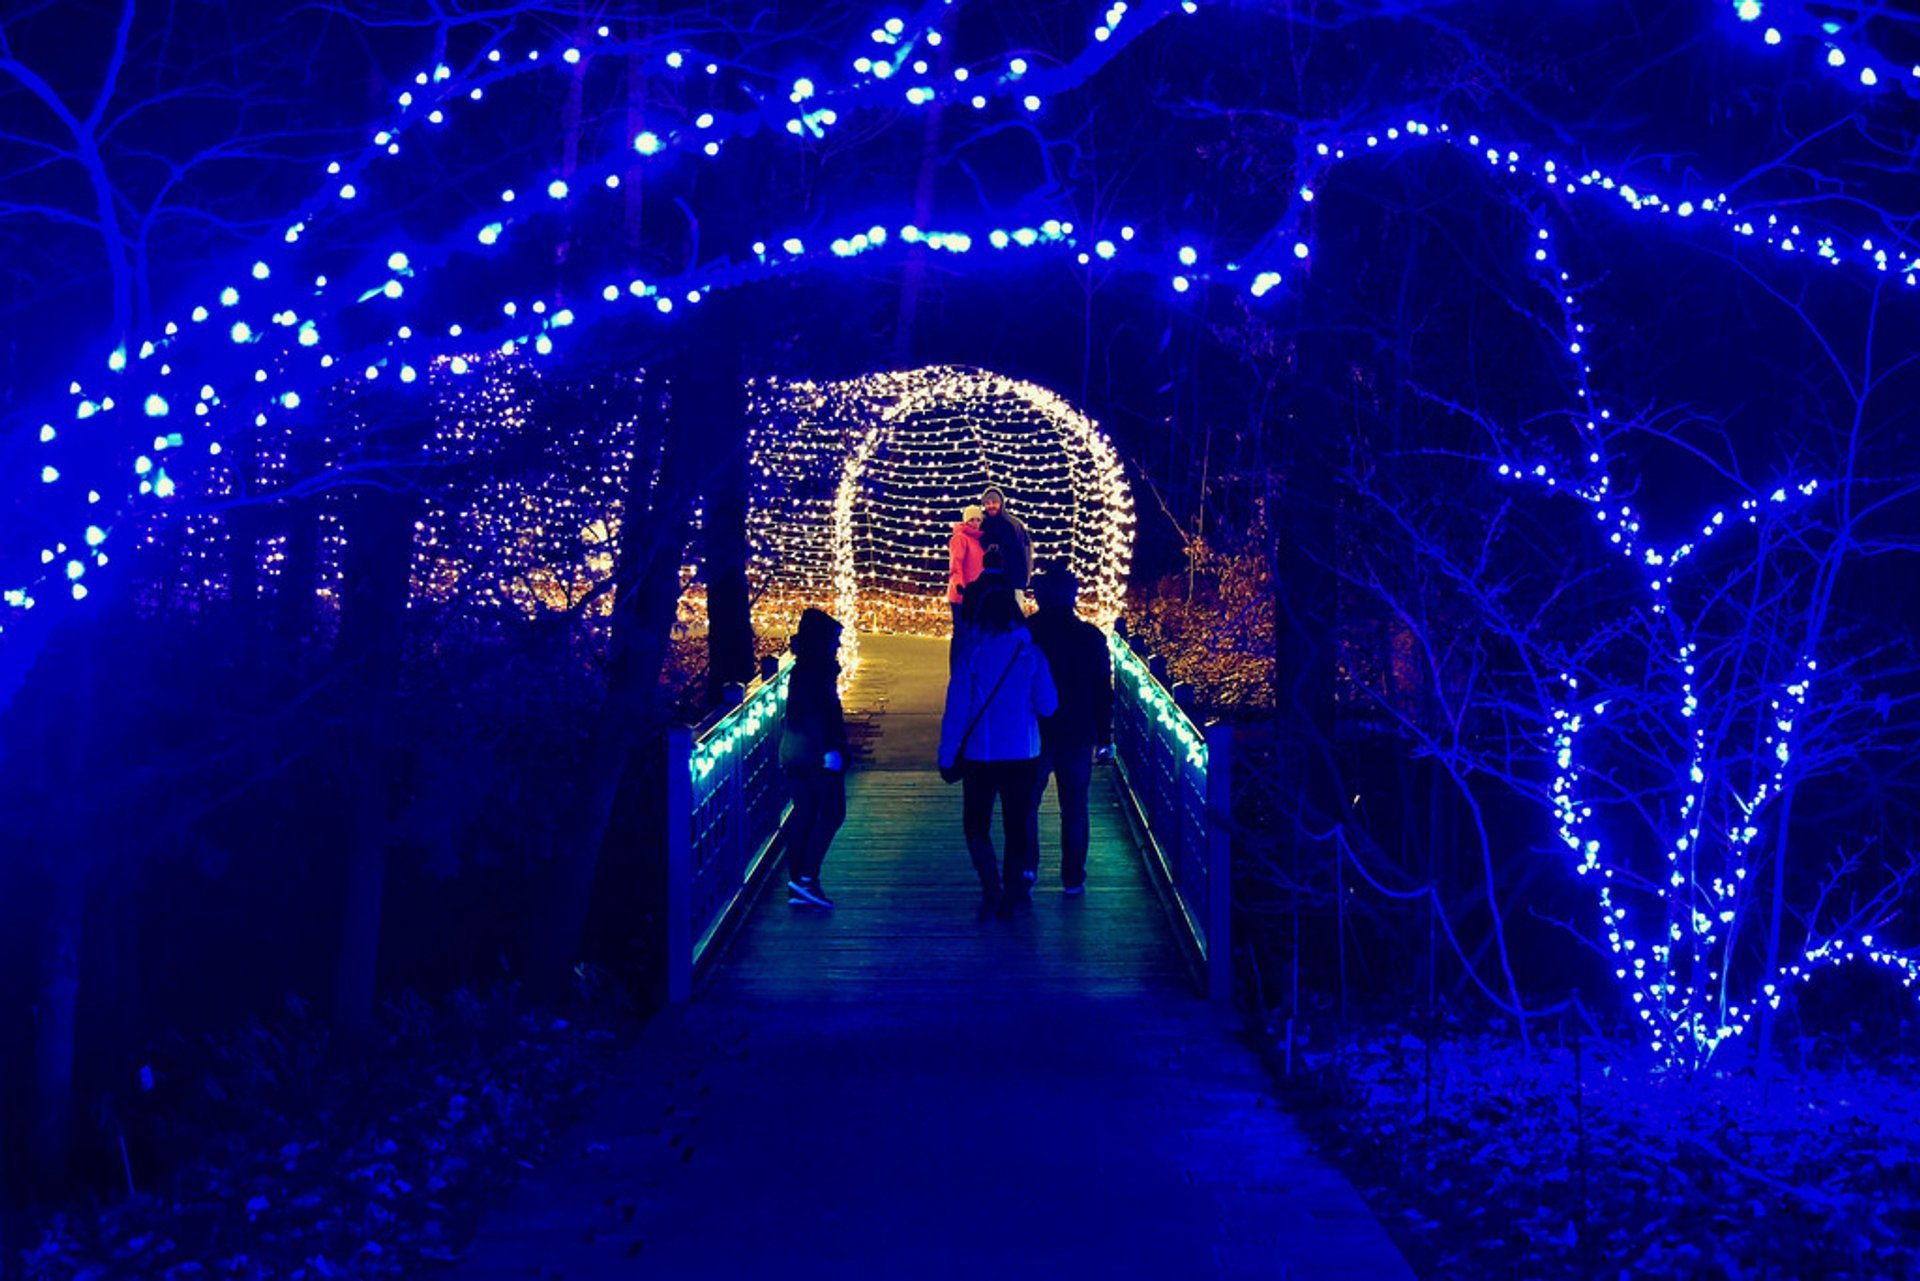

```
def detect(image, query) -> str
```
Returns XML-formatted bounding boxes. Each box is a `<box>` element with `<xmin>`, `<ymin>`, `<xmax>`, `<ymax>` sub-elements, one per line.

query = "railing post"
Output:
<box><xmin>666</xmin><ymin>726</ymin><xmax>695</xmax><ymax>1003</ymax></box>
<box><xmin>1205</xmin><ymin>721</ymin><xmax>1233</xmax><ymax>1004</ymax></box>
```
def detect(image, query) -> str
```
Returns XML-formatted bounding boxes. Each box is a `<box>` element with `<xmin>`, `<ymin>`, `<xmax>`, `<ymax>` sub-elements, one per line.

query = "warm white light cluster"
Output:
<box><xmin>408</xmin><ymin>355</ymin><xmax>641</xmax><ymax>624</ymax></box>
<box><xmin>744</xmin><ymin>366</ymin><xmax>1135</xmax><ymax>665</ymax></box>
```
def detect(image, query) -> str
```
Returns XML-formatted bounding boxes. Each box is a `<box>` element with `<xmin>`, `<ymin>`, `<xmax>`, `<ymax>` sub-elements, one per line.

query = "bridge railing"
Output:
<box><xmin>665</xmin><ymin>654</ymin><xmax>793</xmax><ymax>1001</ymax></box>
<box><xmin>1107</xmin><ymin>626</ymin><xmax>1232</xmax><ymax>1001</ymax></box>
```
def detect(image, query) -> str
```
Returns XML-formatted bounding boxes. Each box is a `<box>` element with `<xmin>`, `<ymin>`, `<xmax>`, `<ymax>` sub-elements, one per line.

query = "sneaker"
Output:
<box><xmin>976</xmin><ymin>893</ymin><xmax>999</xmax><ymax>922</ymax></box>
<box><xmin>1062</xmin><ymin>883</ymin><xmax>1086</xmax><ymax>897</ymax></box>
<box><xmin>787</xmin><ymin>877</ymin><xmax>835</xmax><ymax>908</ymax></box>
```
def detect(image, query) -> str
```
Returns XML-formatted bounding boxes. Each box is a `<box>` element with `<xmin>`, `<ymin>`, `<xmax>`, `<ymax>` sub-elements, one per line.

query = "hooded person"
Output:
<box><xmin>978</xmin><ymin>487</ymin><xmax>1034</xmax><ymax>591</ymax></box>
<box><xmin>1024</xmin><ymin>568</ymin><xmax>1114</xmax><ymax>894</ymax></box>
<box><xmin>778</xmin><ymin>607</ymin><xmax>849</xmax><ymax>907</ymax></box>
<box><xmin>939</xmin><ymin>588</ymin><xmax>1059</xmax><ymax>918</ymax></box>
<box><xmin>947</xmin><ymin>504</ymin><xmax>986</xmax><ymax>627</ymax></box>
<box><xmin>959</xmin><ymin>545</ymin><xmax>1011</xmax><ymax>627</ymax></box>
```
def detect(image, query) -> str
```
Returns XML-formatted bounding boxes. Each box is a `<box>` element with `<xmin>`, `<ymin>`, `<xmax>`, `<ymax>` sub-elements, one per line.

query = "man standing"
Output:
<box><xmin>1025</xmin><ymin>568</ymin><xmax>1113</xmax><ymax>894</ymax></box>
<box><xmin>978</xmin><ymin>486</ymin><xmax>1033</xmax><ymax>594</ymax></box>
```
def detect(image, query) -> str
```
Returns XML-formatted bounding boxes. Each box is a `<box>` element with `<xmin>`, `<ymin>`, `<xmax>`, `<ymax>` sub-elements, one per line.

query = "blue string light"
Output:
<box><xmin>11</xmin><ymin>0</ymin><xmax>1914</xmax><ymax>692</ymax></box>
<box><xmin>1724</xmin><ymin>0</ymin><xmax>1919</xmax><ymax>95</ymax></box>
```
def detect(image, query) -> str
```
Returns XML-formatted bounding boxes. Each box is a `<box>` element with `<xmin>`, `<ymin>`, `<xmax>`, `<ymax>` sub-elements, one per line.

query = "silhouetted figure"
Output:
<box><xmin>1025</xmin><ymin>569</ymin><xmax>1113</xmax><ymax>894</ymax></box>
<box><xmin>779</xmin><ymin>608</ymin><xmax>848</xmax><ymax>908</ymax></box>
<box><xmin>979</xmin><ymin>486</ymin><xmax>1033</xmax><ymax>591</ymax></box>
<box><xmin>939</xmin><ymin>589</ymin><xmax>1058</xmax><ymax>918</ymax></box>
<box><xmin>958</xmin><ymin>545</ymin><xmax>1011</xmax><ymax>627</ymax></box>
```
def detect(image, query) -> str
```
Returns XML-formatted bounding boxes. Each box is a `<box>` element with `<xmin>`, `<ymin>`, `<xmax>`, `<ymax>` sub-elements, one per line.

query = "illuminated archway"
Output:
<box><xmin>748</xmin><ymin>365</ymin><xmax>1135</xmax><ymax>646</ymax></box>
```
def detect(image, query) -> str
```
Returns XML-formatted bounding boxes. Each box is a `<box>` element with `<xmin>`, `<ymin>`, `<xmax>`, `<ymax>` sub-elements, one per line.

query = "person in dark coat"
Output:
<box><xmin>939</xmin><ymin>589</ymin><xmax>1058</xmax><ymax>918</ymax></box>
<box><xmin>978</xmin><ymin>486</ymin><xmax>1034</xmax><ymax>592</ymax></box>
<box><xmin>1024</xmin><ymin>568</ymin><xmax>1113</xmax><ymax>894</ymax></box>
<box><xmin>957</xmin><ymin>545</ymin><xmax>1011</xmax><ymax>628</ymax></box>
<box><xmin>778</xmin><ymin>608</ymin><xmax>849</xmax><ymax>907</ymax></box>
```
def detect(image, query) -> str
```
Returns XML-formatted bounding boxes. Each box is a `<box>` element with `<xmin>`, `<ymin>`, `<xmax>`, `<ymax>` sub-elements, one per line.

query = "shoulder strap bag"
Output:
<box><xmin>941</xmin><ymin>641</ymin><xmax>1024</xmax><ymax>784</ymax></box>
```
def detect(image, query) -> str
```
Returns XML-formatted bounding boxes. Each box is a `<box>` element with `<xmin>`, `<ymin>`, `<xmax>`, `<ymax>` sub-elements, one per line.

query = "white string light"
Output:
<box><xmin>745</xmin><ymin>366</ymin><xmax>1135</xmax><ymax>674</ymax></box>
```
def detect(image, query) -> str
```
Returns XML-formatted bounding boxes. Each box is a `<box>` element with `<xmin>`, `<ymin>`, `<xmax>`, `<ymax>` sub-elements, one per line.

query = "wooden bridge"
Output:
<box><xmin>450</xmin><ymin>634</ymin><xmax>1414</xmax><ymax>1279</ymax></box>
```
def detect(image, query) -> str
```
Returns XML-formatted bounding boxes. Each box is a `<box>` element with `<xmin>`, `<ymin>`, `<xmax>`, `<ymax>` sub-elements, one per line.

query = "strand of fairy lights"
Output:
<box><xmin>1270</xmin><ymin>117</ymin><xmax>1920</xmax><ymax>298</ymax></box>
<box><xmin>16</xmin><ymin>2</ymin><xmax>1918</xmax><ymax>645</ymax></box>
<box><xmin>9</xmin><ymin>0</ymin><xmax>1911</xmax><ymax>1025</ymax></box>
<box><xmin>32</xmin><ymin>124</ymin><xmax>1904</xmax><ymax>640</ymax></box>
<box><xmin>1481</xmin><ymin>199</ymin><xmax>1913</xmax><ymax>1065</ymax></box>
<box><xmin>49</xmin><ymin>4</ymin><xmax>1916</xmax><ymax>428</ymax></box>
<box><xmin>806</xmin><ymin>367</ymin><xmax>1134</xmax><ymax>658</ymax></box>
<box><xmin>35</xmin><ymin>0</ymin><xmax>1193</xmax><ymax>475</ymax></box>
<box><xmin>22</xmin><ymin>3</ymin><xmax>1912</xmax><ymax>614</ymax></box>
<box><xmin>1109</xmin><ymin>630</ymin><xmax>1205</xmax><ymax>769</ymax></box>
<box><xmin>1725</xmin><ymin>0</ymin><xmax>1920</xmax><ymax>95</ymax></box>
<box><xmin>1511</xmin><ymin>199</ymin><xmax>1816</xmax><ymax>1066</ymax></box>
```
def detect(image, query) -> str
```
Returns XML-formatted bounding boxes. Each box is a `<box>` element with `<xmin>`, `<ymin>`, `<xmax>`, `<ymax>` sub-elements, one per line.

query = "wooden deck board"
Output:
<box><xmin>447</xmin><ymin>635</ymin><xmax>1415</xmax><ymax>1279</ymax></box>
<box><xmin>707</xmin><ymin>762</ymin><xmax>1193</xmax><ymax>1001</ymax></box>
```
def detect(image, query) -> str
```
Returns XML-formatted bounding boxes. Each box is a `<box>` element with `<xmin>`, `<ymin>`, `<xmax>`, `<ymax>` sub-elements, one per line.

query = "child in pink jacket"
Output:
<box><xmin>947</xmin><ymin>504</ymin><xmax>986</xmax><ymax>628</ymax></box>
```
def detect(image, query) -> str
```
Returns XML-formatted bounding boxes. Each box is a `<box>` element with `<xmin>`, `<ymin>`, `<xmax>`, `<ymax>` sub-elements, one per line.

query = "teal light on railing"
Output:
<box><xmin>690</xmin><ymin>659</ymin><xmax>793</xmax><ymax>779</ymax></box>
<box><xmin>1108</xmin><ymin>631</ymin><xmax>1206</xmax><ymax>769</ymax></box>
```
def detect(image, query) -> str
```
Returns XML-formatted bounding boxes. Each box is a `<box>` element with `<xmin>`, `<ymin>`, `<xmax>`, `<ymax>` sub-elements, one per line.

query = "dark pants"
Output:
<box><xmin>1035</xmin><ymin>742</ymin><xmax>1095</xmax><ymax>889</ymax></box>
<box><xmin>961</xmin><ymin>758</ymin><xmax>1039</xmax><ymax>897</ymax></box>
<box><xmin>785</xmin><ymin>765</ymin><xmax>845</xmax><ymax>881</ymax></box>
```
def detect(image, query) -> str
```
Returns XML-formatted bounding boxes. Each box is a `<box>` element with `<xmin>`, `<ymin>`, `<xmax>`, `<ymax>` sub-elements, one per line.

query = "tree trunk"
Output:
<box><xmin>329</xmin><ymin>432</ymin><xmax>415</xmax><ymax>1047</ymax></box>
<box><xmin>893</xmin><ymin>37</ymin><xmax>949</xmax><ymax>363</ymax></box>
<box><xmin>31</xmin><ymin>863</ymin><xmax>84</xmax><ymax>1191</ymax></box>
<box><xmin>529</xmin><ymin>372</ymin><xmax>698</xmax><ymax>995</ymax></box>
<box><xmin>332</xmin><ymin>739</ymin><xmax>389</xmax><ymax>1049</ymax></box>
<box><xmin>701</xmin><ymin>329</ymin><xmax>755</xmax><ymax>703</ymax></box>
<box><xmin>623</xmin><ymin>26</ymin><xmax>647</xmax><ymax>251</ymax></box>
<box><xmin>30</xmin><ymin>614</ymin><xmax>101</xmax><ymax>1193</ymax></box>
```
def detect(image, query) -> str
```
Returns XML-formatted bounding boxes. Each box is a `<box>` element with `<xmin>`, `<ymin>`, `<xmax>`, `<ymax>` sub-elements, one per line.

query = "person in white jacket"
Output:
<box><xmin>938</xmin><ymin>588</ymin><xmax>1059</xmax><ymax>918</ymax></box>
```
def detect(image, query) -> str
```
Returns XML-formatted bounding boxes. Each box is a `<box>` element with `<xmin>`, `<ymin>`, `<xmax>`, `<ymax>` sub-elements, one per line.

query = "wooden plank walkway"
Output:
<box><xmin>448</xmin><ymin>635</ymin><xmax>1414</xmax><ymax>1279</ymax></box>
